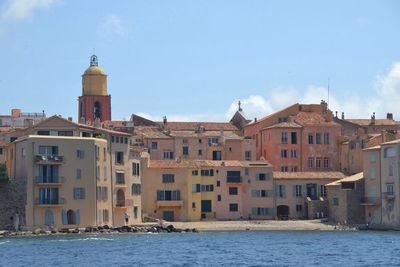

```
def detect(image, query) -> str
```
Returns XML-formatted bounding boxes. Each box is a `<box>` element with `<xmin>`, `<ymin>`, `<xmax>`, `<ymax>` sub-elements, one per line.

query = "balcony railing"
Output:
<box><xmin>227</xmin><ymin>176</ymin><xmax>242</xmax><ymax>183</ymax></box>
<box><xmin>35</xmin><ymin>176</ymin><xmax>65</xmax><ymax>184</ymax></box>
<box><xmin>34</xmin><ymin>198</ymin><xmax>65</xmax><ymax>205</ymax></box>
<box><xmin>382</xmin><ymin>192</ymin><xmax>395</xmax><ymax>200</ymax></box>
<box><xmin>360</xmin><ymin>197</ymin><xmax>380</xmax><ymax>205</ymax></box>
<box><xmin>157</xmin><ymin>200</ymin><xmax>183</xmax><ymax>207</ymax></box>
<box><xmin>35</xmin><ymin>154</ymin><xmax>64</xmax><ymax>164</ymax></box>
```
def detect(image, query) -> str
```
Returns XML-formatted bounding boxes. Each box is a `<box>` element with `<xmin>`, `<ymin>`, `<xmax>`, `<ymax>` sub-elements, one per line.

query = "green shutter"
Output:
<box><xmin>293</xmin><ymin>185</ymin><xmax>297</xmax><ymax>197</ymax></box>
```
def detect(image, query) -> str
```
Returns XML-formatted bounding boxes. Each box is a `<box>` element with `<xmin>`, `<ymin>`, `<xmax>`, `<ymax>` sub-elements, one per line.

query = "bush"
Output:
<box><xmin>0</xmin><ymin>163</ymin><xmax>9</xmax><ymax>181</ymax></box>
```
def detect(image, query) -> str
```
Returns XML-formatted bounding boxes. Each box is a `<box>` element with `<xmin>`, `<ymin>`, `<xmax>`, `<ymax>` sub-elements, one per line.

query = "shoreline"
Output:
<box><xmin>0</xmin><ymin>220</ymin><xmax>361</xmax><ymax>238</ymax></box>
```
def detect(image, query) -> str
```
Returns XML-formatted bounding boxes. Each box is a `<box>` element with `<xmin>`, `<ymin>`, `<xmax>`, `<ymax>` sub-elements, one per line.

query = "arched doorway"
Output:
<box><xmin>44</xmin><ymin>209</ymin><xmax>54</xmax><ymax>225</ymax></box>
<box><xmin>277</xmin><ymin>205</ymin><xmax>289</xmax><ymax>220</ymax></box>
<box><xmin>116</xmin><ymin>189</ymin><xmax>125</xmax><ymax>207</ymax></box>
<box><xmin>67</xmin><ymin>209</ymin><xmax>76</xmax><ymax>224</ymax></box>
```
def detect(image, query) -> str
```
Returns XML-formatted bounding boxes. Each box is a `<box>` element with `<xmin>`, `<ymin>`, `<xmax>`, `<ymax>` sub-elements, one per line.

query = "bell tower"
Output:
<box><xmin>78</xmin><ymin>55</ymin><xmax>111</xmax><ymax>124</ymax></box>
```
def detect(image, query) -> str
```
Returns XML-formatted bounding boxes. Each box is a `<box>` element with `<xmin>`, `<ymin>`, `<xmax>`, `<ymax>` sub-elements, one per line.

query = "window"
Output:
<box><xmin>95</xmin><ymin>146</ymin><xmax>100</xmax><ymax>161</ymax></box>
<box><xmin>320</xmin><ymin>185</ymin><xmax>327</xmax><ymax>197</ymax></box>
<box><xmin>251</xmin><ymin>189</ymin><xmax>272</xmax><ymax>198</ymax></box>
<box><xmin>369</xmin><ymin>167</ymin><xmax>376</xmax><ymax>179</ymax></box>
<box><xmin>370</xmin><ymin>152</ymin><xmax>377</xmax><ymax>163</ymax></box>
<box><xmin>208</xmin><ymin>137</ymin><xmax>219</xmax><ymax>145</ymax></box>
<box><xmin>116</xmin><ymin>136</ymin><xmax>120</xmax><ymax>143</ymax></box>
<box><xmin>198</xmin><ymin>139</ymin><xmax>202</xmax><ymax>143</ymax></box>
<box><xmin>229</xmin><ymin>203</ymin><xmax>238</xmax><ymax>212</ymax></box>
<box><xmin>277</xmin><ymin>185</ymin><xmax>285</xmax><ymax>198</ymax></box>
<box><xmin>115</xmin><ymin>152</ymin><xmax>124</xmax><ymax>164</ymax></box>
<box><xmin>162</xmin><ymin>174</ymin><xmax>175</xmax><ymax>183</ymax></box>
<box><xmin>201</xmin><ymin>169</ymin><xmax>214</xmax><ymax>176</ymax></box>
<box><xmin>76</xmin><ymin>150</ymin><xmax>85</xmax><ymax>159</ymax></box>
<box><xmin>111</xmin><ymin>136</ymin><xmax>115</xmax><ymax>143</ymax></box>
<box><xmin>0</xmin><ymin>148</ymin><xmax>2</xmax><ymax>155</ymax></box>
<box><xmin>96</xmin><ymin>166</ymin><xmax>100</xmax><ymax>180</ymax></box>
<box><xmin>212</xmin><ymin>151</ymin><xmax>222</xmax><ymax>160</ymax></box>
<box><xmin>229</xmin><ymin>187</ymin><xmax>238</xmax><ymax>195</ymax></box>
<box><xmin>323</xmin><ymin>133</ymin><xmax>330</xmax><ymax>144</ymax></box>
<box><xmin>295</xmin><ymin>185</ymin><xmax>302</xmax><ymax>197</ymax></box>
<box><xmin>291</xmin><ymin>166</ymin><xmax>298</xmax><ymax>172</ymax></box>
<box><xmin>58</xmin><ymin>131</ymin><xmax>73</xmax><ymax>136</ymax></box>
<box><xmin>182</xmin><ymin>146</ymin><xmax>189</xmax><ymax>156</ymax></box>
<box><xmin>21</xmin><ymin>148</ymin><xmax>26</xmax><ymax>158</ymax></box>
<box><xmin>192</xmin><ymin>202</ymin><xmax>196</xmax><ymax>209</ymax></box>
<box><xmin>296</xmin><ymin>205</ymin><xmax>303</xmax><ymax>212</ymax></box>
<box><xmin>198</xmin><ymin>149</ymin><xmax>202</xmax><ymax>156</ymax></box>
<box><xmin>192</xmin><ymin>184</ymin><xmax>201</xmax><ymax>193</ymax></box>
<box><xmin>73</xmin><ymin>188</ymin><xmax>85</xmax><ymax>200</ymax></box>
<box><xmin>192</xmin><ymin>170</ymin><xmax>199</xmax><ymax>176</ymax></box>
<box><xmin>216</xmin><ymin>180</ymin><xmax>220</xmax><ymax>187</ymax></box>
<box><xmin>124</xmin><ymin>138</ymin><xmax>128</xmax><ymax>144</ymax></box>
<box><xmin>251</xmin><ymin>207</ymin><xmax>273</xmax><ymax>216</ymax></box>
<box><xmin>132</xmin><ymin>162</ymin><xmax>140</xmax><ymax>176</ymax></box>
<box><xmin>389</xmin><ymin>164</ymin><xmax>394</xmax><ymax>176</ymax></box>
<box><xmin>133</xmin><ymin>207</ymin><xmax>138</xmax><ymax>219</ymax></box>
<box><xmin>76</xmin><ymin>169</ymin><xmax>81</xmax><ymax>179</ymax></box>
<box><xmin>278</xmin><ymin>117</ymin><xmax>287</xmax><ymax>123</ymax></box>
<box><xmin>387</xmin><ymin>183</ymin><xmax>394</xmax><ymax>195</ymax></box>
<box><xmin>316</xmin><ymin>157</ymin><xmax>321</xmax><ymax>169</ymax></box>
<box><xmin>333</xmin><ymin>197</ymin><xmax>339</xmax><ymax>206</ymax></box>
<box><xmin>103</xmin><ymin>166</ymin><xmax>107</xmax><ymax>181</ymax></box>
<box><xmin>323</xmin><ymin>158</ymin><xmax>330</xmax><ymax>169</ymax></box>
<box><xmin>316</xmin><ymin>133</ymin><xmax>321</xmax><ymax>144</ymax></box>
<box><xmin>244</xmin><ymin>168</ymin><xmax>249</xmax><ymax>176</ymax></box>
<box><xmin>37</xmin><ymin>131</ymin><xmax>50</xmax><ymax>136</ymax></box>
<box><xmin>256</xmin><ymin>173</ymin><xmax>270</xmax><ymax>181</ymax></box>
<box><xmin>281</xmin><ymin>132</ymin><xmax>288</xmax><ymax>144</ymax></box>
<box><xmin>384</xmin><ymin>147</ymin><xmax>396</xmax><ymax>158</ymax></box>
<box><xmin>291</xmin><ymin>149</ymin><xmax>297</xmax><ymax>158</ymax></box>
<box><xmin>245</xmin><ymin>151</ymin><xmax>252</xmax><ymax>161</ymax></box>
<box><xmin>281</xmin><ymin>166</ymin><xmax>288</xmax><ymax>172</ymax></box>
<box><xmin>157</xmin><ymin>190</ymin><xmax>181</xmax><ymax>201</ymax></box>
<box><xmin>131</xmin><ymin>184</ymin><xmax>141</xmax><ymax>195</ymax></box>
<box><xmin>39</xmin><ymin>146</ymin><xmax>58</xmax><ymax>155</ymax></box>
<box><xmin>291</xmin><ymin>132</ymin><xmax>297</xmax><ymax>144</ymax></box>
<box><xmin>217</xmin><ymin>195</ymin><xmax>221</xmax><ymax>201</ymax></box>
<box><xmin>281</xmin><ymin>149</ymin><xmax>288</xmax><ymax>158</ymax></box>
<box><xmin>103</xmin><ymin>147</ymin><xmax>106</xmax><ymax>161</ymax></box>
<box><xmin>308</xmin><ymin>157</ymin><xmax>314</xmax><ymax>169</ymax></box>
<box><xmin>151</xmin><ymin>142</ymin><xmax>158</xmax><ymax>150</ymax></box>
<box><xmin>163</xmin><ymin>151</ymin><xmax>174</xmax><ymax>159</ymax></box>
<box><xmin>116</xmin><ymin>172</ymin><xmax>125</xmax><ymax>184</ymax></box>
<box><xmin>200</xmin><ymin>184</ymin><xmax>214</xmax><ymax>192</ymax></box>
<box><xmin>308</xmin><ymin>134</ymin><xmax>314</xmax><ymax>144</ymax></box>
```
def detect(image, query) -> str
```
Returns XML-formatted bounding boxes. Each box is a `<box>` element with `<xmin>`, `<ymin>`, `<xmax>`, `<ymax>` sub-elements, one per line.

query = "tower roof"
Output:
<box><xmin>82</xmin><ymin>54</ymin><xmax>108</xmax><ymax>96</ymax></box>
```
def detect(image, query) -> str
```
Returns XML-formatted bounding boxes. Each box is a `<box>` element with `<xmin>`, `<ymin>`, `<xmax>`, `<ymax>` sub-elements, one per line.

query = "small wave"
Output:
<box><xmin>0</xmin><ymin>241</ymin><xmax>10</xmax><ymax>245</ymax></box>
<box><xmin>51</xmin><ymin>237</ymin><xmax>114</xmax><ymax>242</ymax></box>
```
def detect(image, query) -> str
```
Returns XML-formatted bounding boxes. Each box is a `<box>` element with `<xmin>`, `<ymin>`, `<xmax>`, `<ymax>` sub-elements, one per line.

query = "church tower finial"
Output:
<box><xmin>90</xmin><ymin>54</ymin><xmax>98</xmax><ymax>67</ymax></box>
<box><xmin>238</xmin><ymin>100</ymin><xmax>242</xmax><ymax>112</ymax></box>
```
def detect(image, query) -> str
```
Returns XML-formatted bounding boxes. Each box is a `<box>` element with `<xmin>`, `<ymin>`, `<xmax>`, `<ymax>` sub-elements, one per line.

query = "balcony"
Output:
<box><xmin>382</xmin><ymin>192</ymin><xmax>395</xmax><ymax>200</ymax></box>
<box><xmin>227</xmin><ymin>176</ymin><xmax>242</xmax><ymax>183</ymax></box>
<box><xmin>34</xmin><ymin>198</ymin><xmax>65</xmax><ymax>206</ymax></box>
<box><xmin>157</xmin><ymin>200</ymin><xmax>183</xmax><ymax>208</ymax></box>
<box><xmin>35</xmin><ymin>176</ymin><xmax>65</xmax><ymax>185</ymax></box>
<box><xmin>360</xmin><ymin>197</ymin><xmax>380</xmax><ymax>206</ymax></box>
<box><xmin>35</xmin><ymin>154</ymin><xmax>64</xmax><ymax>164</ymax></box>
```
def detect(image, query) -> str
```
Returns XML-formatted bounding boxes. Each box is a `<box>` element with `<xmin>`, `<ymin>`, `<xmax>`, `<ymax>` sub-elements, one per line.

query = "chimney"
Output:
<box><xmin>163</xmin><ymin>116</ymin><xmax>167</xmax><ymax>128</ymax></box>
<box><xmin>11</xmin><ymin>109</ymin><xmax>21</xmax><ymax>118</ymax></box>
<box><xmin>335</xmin><ymin>111</ymin><xmax>338</xmax><ymax>118</ymax></box>
<box><xmin>371</xmin><ymin>112</ymin><xmax>376</xmax><ymax>125</ymax></box>
<box><xmin>387</xmin><ymin>113</ymin><xmax>393</xmax><ymax>120</ymax></box>
<box><xmin>341</xmin><ymin>112</ymin><xmax>345</xmax><ymax>120</ymax></box>
<box><xmin>254</xmin><ymin>117</ymin><xmax>257</xmax><ymax>122</ymax></box>
<box><xmin>68</xmin><ymin>117</ymin><xmax>73</xmax><ymax>121</ymax></box>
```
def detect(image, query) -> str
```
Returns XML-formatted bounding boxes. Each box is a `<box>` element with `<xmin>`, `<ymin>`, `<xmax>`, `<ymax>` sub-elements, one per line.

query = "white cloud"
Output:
<box><xmin>1</xmin><ymin>0</ymin><xmax>60</xmax><ymax>21</ymax></box>
<box><xmin>98</xmin><ymin>14</ymin><xmax>128</xmax><ymax>40</ymax></box>
<box><xmin>136</xmin><ymin>62</ymin><xmax>400</xmax><ymax>123</ymax></box>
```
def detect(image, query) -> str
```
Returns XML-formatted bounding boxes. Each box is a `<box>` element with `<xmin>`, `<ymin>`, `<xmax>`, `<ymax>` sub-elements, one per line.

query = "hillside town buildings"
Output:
<box><xmin>2</xmin><ymin>54</ymin><xmax>400</xmax><ymax>230</ymax></box>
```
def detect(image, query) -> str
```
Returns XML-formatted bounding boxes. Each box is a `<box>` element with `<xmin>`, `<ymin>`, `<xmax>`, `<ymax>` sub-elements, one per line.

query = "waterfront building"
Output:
<box><xmin>326</xmin><ymin>172</ymin><xmax>365</xmax><ymax>224</ymax></box>
<box><xmin>362</xmin><ymin>139</ymin><xmax>400</xmax><ymax>226</ymax></box>
<box><xmin>273</xmin><ymin>171</ymin><xmax>345</xmax><ymax>219</ymax></box>
<box><xmin>140</xmin><ymin>153</ymin><xmax>273</xmax><ymax>221</ymax></box>
<box><xmin>243</xmin><ymin>101</ymin><xmax>341</xmax><ymax>172</ymax></box>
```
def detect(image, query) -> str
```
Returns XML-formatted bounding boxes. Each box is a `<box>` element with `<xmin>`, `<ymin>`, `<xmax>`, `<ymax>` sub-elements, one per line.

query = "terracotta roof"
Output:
<box><xmin>293</xmin><ymin>112</ymin><xmax>339</xmax><ymax>127</ymax></box>
<box><xmin>273</xmin><ymin>171</ymin><xmax>345</xmax><ymax>180</ymax></box>
<box><xmin>245</xmin><ymin>103</ymin><xmax>299</xmax><ymax>127</ymax></box>
<box><xmin>326</xmin><ymin>172</ymin><xmax>364</xmax><ymax>186</ymax></box>
<box><xmin>149</xmin><ymin>159</ymin><xmax>271</xmax><ymax>169</ymax></box>
<box><xmin>345</xmin><ymin>119</ymin><xmax>396</xmax><ymax>126</ymax></box>
<box><xmin>162</xmin><ymin>122</ymin><xmax>238</xmax><ymax>131</ymax></box>
<box><xmin>135</xmin><ymin>127</ymin><xmax>172</xmax><ymax>139</ymax></box>
<box><xmin>169</xmin><ymin>130</ymin><xmax>242</xmax><ymax>139</ymax></box>
<box><xmin>262</xmin><ymin>122</ymin><xmax>302</xmax><ymax>130</ymax></box>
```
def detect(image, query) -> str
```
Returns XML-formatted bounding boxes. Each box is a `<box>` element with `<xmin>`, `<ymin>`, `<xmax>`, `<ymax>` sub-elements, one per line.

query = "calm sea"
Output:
<box><xmin>0</xmin><ymin>231</ymin><xmax>399</xmax><ymax>266</ymax></box>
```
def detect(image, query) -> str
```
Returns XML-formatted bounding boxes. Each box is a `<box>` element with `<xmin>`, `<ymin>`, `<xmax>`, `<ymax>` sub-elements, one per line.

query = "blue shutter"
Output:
<box><xmin>293</xmin><ymin>185</ymin><xmax>297</xmax><ymax>197</ymax></box>
<box><xmin>76</xmin><ymin>209</ymin><xmax>81</xmax><ymax>225</ymax></box>
<box><xmin>62</xmin><ymin>209</ymin><xmax>67</xmax><ymax>225</ymax></box>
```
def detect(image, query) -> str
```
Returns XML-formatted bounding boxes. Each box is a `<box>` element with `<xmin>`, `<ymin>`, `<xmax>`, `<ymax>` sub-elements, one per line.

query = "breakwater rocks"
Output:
<box><xmin>0</xmin><ymin>224</ymin><xmax>198</xmax><ymax>237</ymax></box>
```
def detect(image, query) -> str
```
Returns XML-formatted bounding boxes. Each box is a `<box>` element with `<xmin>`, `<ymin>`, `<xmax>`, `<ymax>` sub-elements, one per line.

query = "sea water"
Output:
<box><xmin>0</xmin><ymin>231</ymin><xmax>399</xmax><ymax>266</ymax></box>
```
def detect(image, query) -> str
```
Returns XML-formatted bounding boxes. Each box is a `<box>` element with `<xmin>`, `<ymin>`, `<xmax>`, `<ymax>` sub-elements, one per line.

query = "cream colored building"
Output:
<box><xmin>9</xmin><ymin>115</ymin><xmax>142</xmax><ymax>229</ymax></box>
<box><xmin>140</xmin><ymin>153</ymin><xmax>273</xmax><ymax>222</ymax></box>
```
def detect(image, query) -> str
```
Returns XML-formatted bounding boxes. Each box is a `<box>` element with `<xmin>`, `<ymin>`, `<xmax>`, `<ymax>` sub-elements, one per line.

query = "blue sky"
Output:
<box><xmin>1</xmin><ymin>0</ymin><xmax>400</xmax><ymax>121</ymax></box>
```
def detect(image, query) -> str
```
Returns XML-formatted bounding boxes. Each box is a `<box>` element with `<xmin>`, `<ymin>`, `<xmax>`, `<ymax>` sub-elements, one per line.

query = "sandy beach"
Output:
<box><xmin>171</xmin><ymin>220</ymin><xmax>337</xmax><ymax>231</ymax></box>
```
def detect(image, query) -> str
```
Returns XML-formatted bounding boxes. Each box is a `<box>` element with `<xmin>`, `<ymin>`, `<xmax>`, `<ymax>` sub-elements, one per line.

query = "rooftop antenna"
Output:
<box><xmin>327</xmin><ymin>78</ymin><xmax>330</xmax><ymax>109</ymax></box>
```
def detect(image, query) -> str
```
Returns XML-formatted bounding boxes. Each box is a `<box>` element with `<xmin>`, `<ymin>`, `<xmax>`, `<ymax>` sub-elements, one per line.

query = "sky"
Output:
<box><xmin>0</xmin><ymin>0</ymin><xmax>400</xmax><ymax>122</ymax></box>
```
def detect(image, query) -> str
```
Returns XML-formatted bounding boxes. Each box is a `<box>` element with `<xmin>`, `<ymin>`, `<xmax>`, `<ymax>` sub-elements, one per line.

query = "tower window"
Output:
<box><xmin>94</xmin><ymin>101</ymin><xmax>101</xmax><ymax>119</ymax></box>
